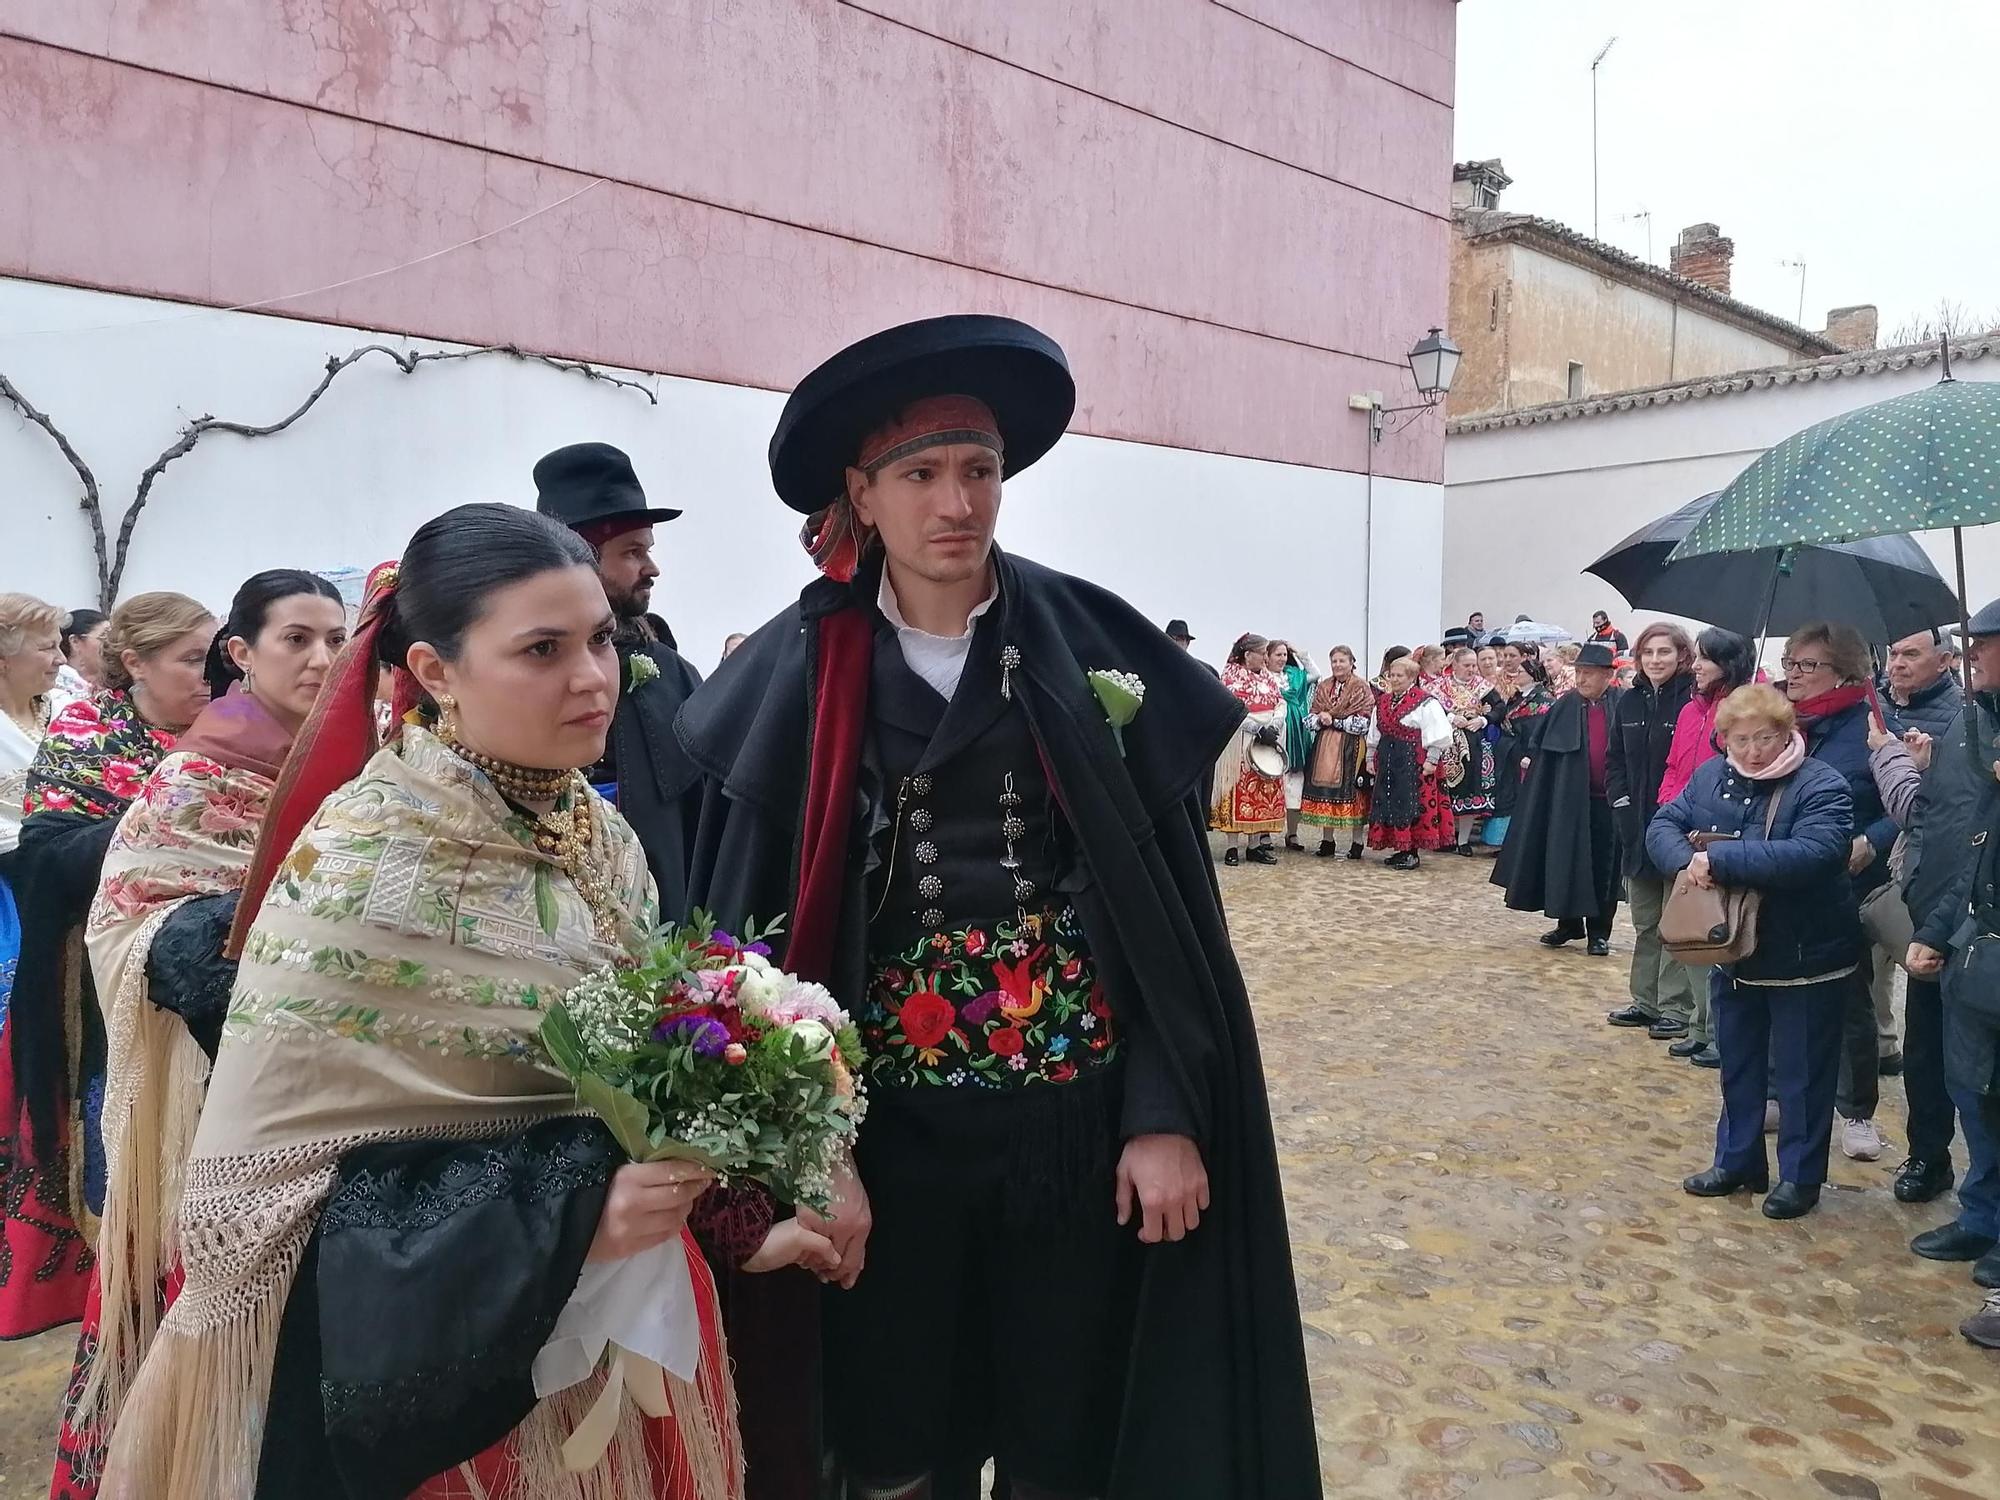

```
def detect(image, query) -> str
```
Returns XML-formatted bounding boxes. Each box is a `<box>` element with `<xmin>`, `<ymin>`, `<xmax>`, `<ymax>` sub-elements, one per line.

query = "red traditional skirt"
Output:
<box><xmin>0</xmin><ymin>1021</ymin><xmax>93</xmax><ymax>1342</ymax></box>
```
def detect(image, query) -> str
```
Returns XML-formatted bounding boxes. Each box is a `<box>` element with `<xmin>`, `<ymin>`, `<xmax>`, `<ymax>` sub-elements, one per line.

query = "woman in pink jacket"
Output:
<box><xmin>1656</xmin><ymin>626</ymin><xmax>1757</xmax><ymax>1066</ymax></box>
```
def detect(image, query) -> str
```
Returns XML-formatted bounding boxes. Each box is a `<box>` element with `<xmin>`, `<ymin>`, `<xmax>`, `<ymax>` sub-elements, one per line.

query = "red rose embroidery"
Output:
<box><xmin>100</xmin><ymin>758</ymin><xmax>145</xmax><ymax>801</ymax></box>
<box><xmin>36</xmin><ymin>788</ymin><xmax>76</xmax><ymax>812</ymax></box>
<box><xmin>1061</xmin><ymin>956</ymin><xmax>1083</xmax><ymax>983</ymax></box>
<box><xmin>1048</xmin><ymin>1061</ymin><xmax>1077</xmax><ymax>1083</ymax></box>
<box><xmin>1088</xmin><ymin>982</ymin><xmax>1113</xmax><ymax>1019</ymax></box>
<box><xmin>896</xmin><ymin>984</ymin><xmax>956</xmax><ymax>1050</ymax></box>
<box><xmin>148</xmin><ymin>729</ymin><xmax>176</xmax><ymax>749</ymax></box>
<box><xmin>964</xmin><ymin>929</ymin><xmax>989</xmax><ymax>958</ymax></box>
<box><xmin>987</xmin><ymin>1026</ymin><xmax>1025</xmax><ymax>1058</ymax></box>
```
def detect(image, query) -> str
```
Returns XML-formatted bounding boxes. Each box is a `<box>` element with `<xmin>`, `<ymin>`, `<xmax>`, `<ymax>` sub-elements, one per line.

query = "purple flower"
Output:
<box><xmin>743</xmin><ymin>941</ymin><xmax>773</xmax><ymax>958</ymax></box>
<box><xmin>710</xmin><ymin>930</ymin><xmax>737</xmax><ymax>950</ymax></box>
<box><xmin>961</xmin><ymin>992</ymin><xmax>1000</xmax><ymax>1027</ymax></box>
<box><xmin>656</xmin><ymin>1015</ymin><xmax>730</xmax><ymax>1057</ymax></box>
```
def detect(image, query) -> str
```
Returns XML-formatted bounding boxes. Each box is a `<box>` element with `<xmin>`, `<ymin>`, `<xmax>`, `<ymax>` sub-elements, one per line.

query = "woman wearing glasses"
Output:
<box><xmin>1649</xmin><ymin>684</ymin><xmax>1863</xmax><ymax>1219</ymax></box>
<box><xmin>1782</xmin><ymin>622</ymin><xmax>1897</xmax><ymax>1164</ymax></box>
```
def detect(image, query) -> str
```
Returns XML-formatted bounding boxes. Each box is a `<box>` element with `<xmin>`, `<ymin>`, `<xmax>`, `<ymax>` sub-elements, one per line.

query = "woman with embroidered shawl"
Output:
<box><xmin>1437</xmin><ymin>646</ymin><xmax>1504</xmax><ymax>854</ymax></box>
<box><xmin>51</xmin><ymin>570</ymin><xmax>345</xmax><ymax>1498</ymax></box>
<box><xmin>101</xmin><ymin>507</ymin><xmax>750</xmax><ymax>1500</ymax></box>
<box><xmin>1211</xmin><ymin>634</ymin><xmax>1286</xmax><ymax>865</ymax></box>
<box><xmin>1265</xmin><ymin>641</ymin><xmax>1317</xmax><ymax>851</ymax></box>
<box><xmin>1365</xmin><ymin>655</ymin><xmax>1454</xmax><ymax>869</ymax></box>
<box><xmin>2</xmin><ymin>592</ymin><xmax>214</xmax><ymax>1342</ymax></box>
<box><xmin>1300</xmin><ymin>645</ymin><xmax>1372</xmax><ymax>859</ymax></box>
<box><xmin>1492</xmin><ymin>645</ymin><xmax>1556</xmax><ymax>827</ymax></box>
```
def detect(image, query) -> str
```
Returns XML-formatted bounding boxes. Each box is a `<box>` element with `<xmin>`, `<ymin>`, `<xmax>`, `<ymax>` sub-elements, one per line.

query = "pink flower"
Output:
<box><xmin>197</xmin><ymin>787</ymin><xmax>260</xmax><ymax>837</ymax></box>
<box><xmin>48</xmin><ymin>702</ymin><xmax>104</xmax><ymax>742</ymax></box>
<box><xmin>35</xmin><ymin>787</ymin><xmax>75</xmax><ymax>812</ymax></box>
<box><xmin>100</xmin><ymin>758</ymin><xmax>145</xmax><ymax>801</ymax></box>
<box><xmin>722</xmin><ymin>1043</ymin><xmax>748</xmax><ymax>1066</ymax></box>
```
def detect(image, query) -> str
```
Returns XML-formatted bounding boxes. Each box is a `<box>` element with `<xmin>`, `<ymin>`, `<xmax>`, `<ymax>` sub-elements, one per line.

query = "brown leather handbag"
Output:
<box><xmin>1660</xmin><ymin>789</ymin><xmax>1783</xmax><ymax>964</ymax></box>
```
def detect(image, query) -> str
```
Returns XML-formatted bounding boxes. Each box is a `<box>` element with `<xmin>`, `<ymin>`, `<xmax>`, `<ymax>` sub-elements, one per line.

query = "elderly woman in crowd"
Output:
<box><xmin>1301</xmin><ymin>645</ymin><xmax>1374</xmax><ymax>860</ymax></box>
<box><xmin>1492</xmin><ymin>645</ymin><xmax>1555</xmax><ymax>828</ymax></box>
<box><xmin>1367</xmin><ymin>654</ymin><xmax>1454</xmax><ymax>870</ymax></box>
<box><xmin>1</xmin><ymin>593</ymin><xmax>65</xmax><ymax>853</ymax></box>
<box><xmin>1212</xmin><ymin>633</ymin><xmax>1287</xmax><ymax>866</ymax></box>
<box><xmin>1651</xmin><ymin>684</ymin><xmax>1862</xmax><ymax>1219</ymax></box>
<box><xmin>1783</xmin><ymin>621</ymin><xmax>1897</xmax><ymax>1163</ymax></box>
<box><xmin>1657</xmin><ymin>626</ymin><xmax>1757</xmax><ymax>1067</ymax></box>
<box><xmin>2</xmin><ymin>592</ymin><xmax>216</xmax><ymax>1341</ymax></box>
<box><xmin>1606</xmin><ymin>623</ymin><xmax>1698</xmax><ymax>1041</ymax></box>
<box><xmin>55</xmin><ymin>609</ymin><xmax>110</xmax><ymax>706</ymax></box>
<box><xmin>1438</xmin><ymin>645</ymin><xmax>1503</xmax><ymax>853</ymax></box>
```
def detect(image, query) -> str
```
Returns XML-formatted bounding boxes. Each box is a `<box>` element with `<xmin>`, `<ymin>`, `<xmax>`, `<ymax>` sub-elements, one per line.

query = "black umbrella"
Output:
<box><xmin>1586</xmin><ymin>492</ymin><xmax>1961</xmax><ymax>641</ymax></box>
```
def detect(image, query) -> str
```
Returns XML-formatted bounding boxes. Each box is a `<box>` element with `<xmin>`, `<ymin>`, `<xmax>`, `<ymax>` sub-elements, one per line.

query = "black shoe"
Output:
<box><xmin>1315</xmin><ymin>842</ymin><xmax>1339</xmax><ymax>858</ymax></box>
<box><xmin>1285</xmin><ymin>836</ymin><xmax>1306</xmax><ymax>852</ymax></box>
<box><xmin>1911</xmin><ymin>1222</ymin><xmax>1999</xmax><ymax>1261</ymax></box>
<box><xmin>1893</xmin><ymin>1157</ymin><xmax>1956</xmax><ymax>1204</ymax></box>
<box><xmin>1975</xmin><ymin>1247</ymin><xmax>2000</xmax><ymax>1290</ymax></box>
<box><xmin>1540</xmin><ymin>926</ymin><xmax>1582</xmax><ymax>948</ymax></box>
<box><xmin>1684</xmin><ymin>1165</ymin><xmax>1768</xmax><ymax>1197</ymax></box>
<box><xmin>1761</xmin><ymin>1182</ymin><xmax>1821</xmax><ymax>1220</ymax></box>
<box><xmin>1346</xmin><ymin>843</ymin><xmax>1364</xmax><ymax>861</ymax></box>
<box><xmin>1690</xmin><ymin>1043</ymin><xmax>1722</xmax><ymax>1068</ymax></box>
<box><xmin>1878</xmin><ymin>1051</ymin><xmax>1905</xmax><ymax>1078</ymax></box>
<box><xmin>1648</xmin><ymin>1017</ymin><xmax>1688</xmax><ymax>1039</ymax></box>
<box><xmin>1458</xmin><ymin>843</ymin><xmax>1481</xmax><ymax>856</ymax></box>
<box><xmin>1246</xmin><ymin>844</ymin><xmax>1279</xmax><ymax>865</ymax></box>
<box><xmin>1386</xmin><ymin>850</ymin><xmax>1419</xmax><ymax>870</ymax></box>
<box><xmin>1667</xmin><ymin>1037</ymin><xmax>1706</xmax><ymax>1058</ymax></box>
<box><xmin>1605</xmin><ymin>1004</ymin><xmax>1654</xmax><ymax>1028</ymax></box>
<box><xmin>1223</xmin><ymin>848</ymin><xmax>1240</xmax><ymax>867</ymax></box>
<box><xmin>1587</xmin><ymin>937</ymin><xmax>1612</xmax><ymax>957</ymax></box>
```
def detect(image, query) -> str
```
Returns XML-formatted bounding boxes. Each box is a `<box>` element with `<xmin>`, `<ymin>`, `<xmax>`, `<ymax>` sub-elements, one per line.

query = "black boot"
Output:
<box><xmin>1540</xmin><ymin>924</ymin><xmax>1581</xmax><ymax>948</ymax></box>
<box><xmin>1223</xmin><ymin>847</ymin><xmax>1240</xmax><ymax>867</ymax></box>
<box><xmin>1246</xmin><ymin>843</ymin><xmax>1280</xmax><ymax>865</ymax></box>
<box><xmin>1315</xmin><ymin>840</ymin><xmax>1340</xmax><ymax>857</ymax></box>
<box><xmin>1667</xmin><ymin>1036</ymin><xmax>1706</xmax><ymax>1058</ymax></box>
<box><xmin>1684</xmin><ymin>1164</ymin><xmax>1768</xmax><ymax>1197</ymax></box>
<box><xmin>1762</xmin><ymin>1182</ymin><xmax>1821</xmax><ymax>1219</ymax></box>
<box><xmin>1347</xmin><ymin>842</ymin><xmax>1364</xmax><ymax>860</ymax></box>
<box><xmin>1911</xmin><ymin>1222</ymin><xmax>1999</xmax><ymax>1261</ymax></box>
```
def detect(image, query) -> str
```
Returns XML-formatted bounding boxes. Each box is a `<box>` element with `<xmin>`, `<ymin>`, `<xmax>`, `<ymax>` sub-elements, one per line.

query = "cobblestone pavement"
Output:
<box><xmin>2</xmin><ymin>849</ymin><xmax>1996</xmax><ymax>1497</ymax></box>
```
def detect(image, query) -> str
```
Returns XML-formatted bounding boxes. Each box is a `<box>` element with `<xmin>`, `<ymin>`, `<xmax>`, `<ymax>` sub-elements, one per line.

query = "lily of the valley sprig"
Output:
<box><xmin>626</xmin><ymin>653</ymin><xmax>662</xmax><ymax>692</ymax></box>
<box><xmin>1088</xmin><ymin>669</ymin><xmax>1146</xmax><ymax>755</ymax></box>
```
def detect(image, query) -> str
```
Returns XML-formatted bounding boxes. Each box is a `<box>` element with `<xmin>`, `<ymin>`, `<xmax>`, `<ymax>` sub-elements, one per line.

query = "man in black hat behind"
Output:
<box><xmin>533</xmin><ymin>441</ymin><xmax>704</xmax><ymax>918</ymax></box>
<box><xmin>1164</xmin><ymin>617</ymin><xmax>1216</xmax><ymax>677</ymax></box>
<box><xmin>1495</xmin><ymin>639</ymin><xmax>1627</xmax><ymax>955</ymax></box>
<box><xmin>677</xmin><ymin>316</ymin><xmax>1318</xmax><ymax>1499</ymax></box>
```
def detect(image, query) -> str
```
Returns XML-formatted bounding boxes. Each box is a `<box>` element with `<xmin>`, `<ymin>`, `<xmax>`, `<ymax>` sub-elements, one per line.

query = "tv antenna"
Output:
<box><xmin>1590</xmin><ymin>36</ymin><xmax>1619</xmax><ymax>239</ymax></box>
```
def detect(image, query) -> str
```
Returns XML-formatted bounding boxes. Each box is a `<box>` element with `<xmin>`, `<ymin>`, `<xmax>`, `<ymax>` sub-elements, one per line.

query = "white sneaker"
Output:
<box><xmin>1841</xmin><ymin>1116</ymin><xmax>1887</xmax><ymax>1161</ymax></box>
<box><xmin>1763</xmin><ymin>1100</ymin><xmax>1780</xmax><ymax>1135</ymax></box>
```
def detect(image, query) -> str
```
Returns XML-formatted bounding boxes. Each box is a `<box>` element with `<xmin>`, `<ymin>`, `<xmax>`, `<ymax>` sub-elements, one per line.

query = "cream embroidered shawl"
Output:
<box><xmin>101</xmin><ymin>728</ymin><xmax>734</xmax><ymax>1500</ymax></box>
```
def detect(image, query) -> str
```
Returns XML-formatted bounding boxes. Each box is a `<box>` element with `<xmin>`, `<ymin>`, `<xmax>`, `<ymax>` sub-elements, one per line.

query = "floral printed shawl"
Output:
<box><xmin>74</xmin><ymin>688</ymin><xmax>292</xmax><ymax>1453</ymax></box>
<box><xmin>103</xmin><ymin>728</ymin><xmax>737</xmax><ymax>1500</ymax></box>
<box><xmin>24</xmin><ymin>689</ymin><xmax>179</xmax><ymax>822</ymax></box>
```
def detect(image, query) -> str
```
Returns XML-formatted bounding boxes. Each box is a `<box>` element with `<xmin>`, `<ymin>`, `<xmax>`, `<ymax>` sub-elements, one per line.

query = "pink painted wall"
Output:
<box><xmin>0</xmin><ymin>1</ymin><xmax>1455</xmax><ymax>480</ymax></box>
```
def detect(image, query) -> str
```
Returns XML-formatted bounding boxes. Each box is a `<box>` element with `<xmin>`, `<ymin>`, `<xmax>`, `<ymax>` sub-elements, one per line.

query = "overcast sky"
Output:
<box><xmin>1452</xmin><ymin>1</ymin><xmax>1998</xmax><ymax>344</ymax></box>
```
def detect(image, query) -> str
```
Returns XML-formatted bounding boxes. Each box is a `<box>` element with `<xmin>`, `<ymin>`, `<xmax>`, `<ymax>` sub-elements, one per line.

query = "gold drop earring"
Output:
<box><xmin>437</xmin><ymin>693</ymin><xmax>460</xmax><ymax>741</ymax></box>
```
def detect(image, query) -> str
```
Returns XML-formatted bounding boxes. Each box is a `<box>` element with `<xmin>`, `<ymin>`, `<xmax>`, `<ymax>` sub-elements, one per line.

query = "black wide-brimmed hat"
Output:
<box><xmin>533</xmin><ymin>442</ymin><xmax>682</xmax><ymax>529</ymax></box>
<box><xmin>768</xmin><ymin>315</ymin><xmax>1076</xmax><ymax>514</ymax></box>
<box><xmin>1575</xmin><ymin>641</ymin><xmax>1617</xmax><ymax>669</ymax></box>
<box><xmin>1165</xmin><ymin>619</ymin><xmax>1195</xmax><ymax>642</ymax></box>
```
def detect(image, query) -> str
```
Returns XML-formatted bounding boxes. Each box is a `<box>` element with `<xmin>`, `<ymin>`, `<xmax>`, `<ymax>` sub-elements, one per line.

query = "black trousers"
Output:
<box><xmin>1550</xmin><ymin>800</ymin><xmax>1619</xmax><ymax>941</ymax></box>
<box><xmin>1834</xmin><ymin>968</ymin><xmax>1881</xmax><ymax>1123</ymax></box>
<box><xmin>1714</xmin><ymin>970</ymin><xmax>1846</xmax><ymax>1186</ymax></box>
<box><xmin>1904</xmin><ymin>976</ymin><xmax>1957</xmax><ymax>1162</ymax></box>
<box><xmin>826</xmin><ymin>1071</ymin><xmax>1136</xmax><ymax>1492</ymax></box>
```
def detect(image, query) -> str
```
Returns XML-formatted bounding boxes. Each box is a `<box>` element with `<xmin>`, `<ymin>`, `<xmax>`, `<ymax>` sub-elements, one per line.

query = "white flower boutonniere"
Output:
<box><xmin>1088</xmin><ymin>669</ymin><xmax>1146</xmax><ymax>756</ymax></box>
<box><xmin>627</xmin><ymin>654</ymin><xmax>661</xmax><ymax>692</ymax></box>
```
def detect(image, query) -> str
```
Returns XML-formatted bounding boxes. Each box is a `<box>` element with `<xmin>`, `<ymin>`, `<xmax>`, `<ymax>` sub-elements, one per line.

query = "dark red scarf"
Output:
<box><xmin>1792</xmin><ymin>680</ymin><xmax>1877</xmax><ymax>726</ymax></box>
<box><xmin>784</xmin><ymin>608</ymin><xmax>873</xmax><ymax>982</ymax></box>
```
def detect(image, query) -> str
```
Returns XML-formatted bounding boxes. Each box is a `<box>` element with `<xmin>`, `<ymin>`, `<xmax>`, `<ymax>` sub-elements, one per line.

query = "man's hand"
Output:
<box><xmin>1866</xmin><ymin>711</ymin><xmax>1895</xmax><ymax>753</ymax></box>
<box><xmin>793</xmin><ymin>1157</ymin><xmax>872</xmax><ymax>1290</ymax></box>
<box><xmin>1848</xmin><ymin>835</ymin><xmax>1877</xmax><ymax>875</ymax></box>
<box><xmin>1116</xmin><ymin>1134</ymin><xmax>1209</xmax><ymax>1244</ymax></box>
<box><xmin>1687</xmin><ymin>851</ymin><xmax>1715</xmax><ymax>890</ymax></box>
<box><xmin>1907</xmin><ymin>942</ymin><xmax>1947</xmax><ymax>977</ymax></box>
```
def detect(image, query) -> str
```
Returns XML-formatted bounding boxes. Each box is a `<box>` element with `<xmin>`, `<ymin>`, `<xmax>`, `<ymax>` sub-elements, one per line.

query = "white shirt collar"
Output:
<box><xmin>876</xmin><ymin>568</ymin><xmax>999</xmax><ymax>641</ymax></box>
<box><xmin>877</xmin><ymin>567</ymin><xmax>1000</xmax><ymax>701</ymax></box>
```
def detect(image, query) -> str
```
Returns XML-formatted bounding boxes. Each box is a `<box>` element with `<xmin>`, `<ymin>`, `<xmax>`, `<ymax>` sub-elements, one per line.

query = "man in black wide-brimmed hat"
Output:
<box><xmin>533</xmin><ymin>441</ymin><xmax>704</xmax><ymax>917</ymax></box>
<box><xmin>677</xmin><ymin>316</ymin><xmax>1319</xmax><ymax>1499</ymax></box>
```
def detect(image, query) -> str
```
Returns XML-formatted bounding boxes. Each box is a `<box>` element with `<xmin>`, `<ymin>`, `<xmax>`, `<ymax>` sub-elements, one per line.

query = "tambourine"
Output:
<box><xmin>1247</xmin><ymin>740</ymin><xmax>1287</xmax><ymax>779</ymax></box>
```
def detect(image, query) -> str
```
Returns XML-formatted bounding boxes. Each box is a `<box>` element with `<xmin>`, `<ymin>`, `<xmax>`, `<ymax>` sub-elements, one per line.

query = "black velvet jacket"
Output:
<box><xmin>675</xmin><ymin>546</ymin><xmax>1322</xmax><ymax>1499</ymax></box>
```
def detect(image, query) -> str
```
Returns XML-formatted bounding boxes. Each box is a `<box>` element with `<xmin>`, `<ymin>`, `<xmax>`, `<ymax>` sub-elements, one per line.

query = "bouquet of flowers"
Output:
<box><xmin>539</xmin><ymin>913</ymin><xmax>867</xmax><ymax>1213</ymax></box>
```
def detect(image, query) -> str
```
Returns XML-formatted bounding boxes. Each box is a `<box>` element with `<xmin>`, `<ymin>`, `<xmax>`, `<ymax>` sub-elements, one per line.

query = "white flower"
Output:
<box><xmin>1079</xmin><ymin>1012</ymin><xmax>1097</xmax><ymax>1032</ymax></box>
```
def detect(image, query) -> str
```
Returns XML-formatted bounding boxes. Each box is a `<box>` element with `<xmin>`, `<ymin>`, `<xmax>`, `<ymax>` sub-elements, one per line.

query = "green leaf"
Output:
<box><xmin>540</xmin><ymin>1005</ymin><xmax>588</xmax><ymax>1077</ymax></box>
<box><xmin>573</xmin><ymin>1073</ymin><xmax>656</xmax><ymax>1160</ymax></box>
<box><xmin>533</xmin><ymin>865</ymin><xmax>560</xmax><ymax>938</ymax></box>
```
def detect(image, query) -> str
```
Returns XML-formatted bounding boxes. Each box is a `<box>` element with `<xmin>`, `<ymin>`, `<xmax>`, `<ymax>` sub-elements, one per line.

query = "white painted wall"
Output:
<box><xmin>1</xmin><ymin>278</ymin><xmax>1442</xmax><ymax>674</ymax></box>
<box><xmin>1443</xmin><ymin>353</ymin><xmax>2000</xmax><ymax>644</ymax></box>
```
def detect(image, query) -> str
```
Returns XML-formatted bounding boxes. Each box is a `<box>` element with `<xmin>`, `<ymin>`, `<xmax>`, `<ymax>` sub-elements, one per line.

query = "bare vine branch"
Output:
<box><xmin>0</xmin><ymin>372</ymin><xmax>111</xmax><ymax>605</ymax></box>
<box><xmin>87</xmin><ymin>342</ymin><xmax>656</xmax><ymax>604</ymax></box>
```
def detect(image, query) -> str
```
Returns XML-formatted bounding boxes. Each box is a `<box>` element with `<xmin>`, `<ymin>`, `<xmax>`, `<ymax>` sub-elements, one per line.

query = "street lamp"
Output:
<box><xmin>1354</xmin><ymin>325</ymin><xmax>1462</xmax><ymax>668</ymax></box>
<box><xmin>1365</xmin><ymin>327</ymin><xmax>1462</xmax><ymax>443</ymax></box>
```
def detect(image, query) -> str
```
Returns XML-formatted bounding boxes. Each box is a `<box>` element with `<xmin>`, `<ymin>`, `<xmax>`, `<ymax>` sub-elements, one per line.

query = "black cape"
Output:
<box><xmin>675</xmin><ymin>547</ymin><xmax>1321</xmax><ymax>1499</ymax></box>
<box><xmin>1492</xmin><ymin>686</ymin><xmax>1625</xmax><ymax>919</ymax></box>
<box><xmin>605</xmin><ymin>634</ymin><xmax>704</xmax><ymax>920</ymax></box>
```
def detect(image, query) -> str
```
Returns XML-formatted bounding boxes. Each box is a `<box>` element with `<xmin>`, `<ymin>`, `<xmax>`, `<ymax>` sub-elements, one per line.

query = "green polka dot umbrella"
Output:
<box><xmin>1672</xmin><ymin>370</ymin><xmax>2000</xmax><ymax>560</ymax></box>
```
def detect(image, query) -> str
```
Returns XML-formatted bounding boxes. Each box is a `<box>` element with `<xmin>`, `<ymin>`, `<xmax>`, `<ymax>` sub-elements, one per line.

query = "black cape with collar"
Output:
<box><xmin>1492</xmin><ymin>685</ymin><xmax>1625</xmax><ymax>918</ymax></box>
<box><xmin>675</xmin><ymin>547</ymin><xmax>1322</xmax><ymax>1499</ymax></box>
<box><xmin>606</xmin><ymin>633</ymin><xmax>704</xmax><ymax>920</ymax></box>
